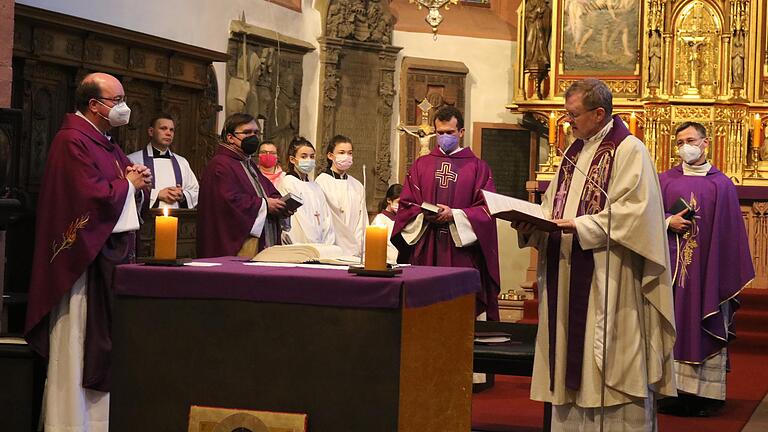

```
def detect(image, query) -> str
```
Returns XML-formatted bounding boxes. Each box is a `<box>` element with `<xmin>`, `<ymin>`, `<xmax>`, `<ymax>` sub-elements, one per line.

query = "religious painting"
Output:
<box><xmin>188</xmin><ymin>405</ymin><xmax>307</xmax><ymax>432</ymax></box>
<box><xmin>561</xmin><ymin>0</ymin><xmax>640</xmax><ymax>74</ymax></box>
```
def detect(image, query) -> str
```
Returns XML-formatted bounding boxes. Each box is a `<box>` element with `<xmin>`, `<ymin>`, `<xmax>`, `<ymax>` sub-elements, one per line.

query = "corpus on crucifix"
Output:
<box><xmin>397</xmin><ymin>98</ymin><xmax>436</xmax><ymax>157</ymax></box>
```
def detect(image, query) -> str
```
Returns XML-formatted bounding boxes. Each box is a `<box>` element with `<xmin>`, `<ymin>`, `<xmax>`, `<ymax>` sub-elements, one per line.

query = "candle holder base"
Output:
<box><xmin>142</xmin><ymin>258</ymin><xmax>190</xmax><ymax>266</ymax></box>
<box><xmin>348</xmin><ymin>265</ymin><xmax>403</xmax><ymax>278</ymax></box>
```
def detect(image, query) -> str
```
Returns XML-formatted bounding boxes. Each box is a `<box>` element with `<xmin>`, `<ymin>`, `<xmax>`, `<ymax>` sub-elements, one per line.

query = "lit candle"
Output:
<box><xmin>549</xmin><ymin>111</ymin><xmax>556</xmax><ymax>144</ymax></box>
<box><xmin>364</xmin><ymin>224</ymin><xmax>388</xmax><ymax>271</ymax></box>
<box><xmin>629</xmin><ymin>112</ymin><xmax>637</xmax><ymax>135</ymax></box>
<box><xmin>154</xmin><ymin>207</ymin><xmax>178</xmax><ymax>260</ymax></box>
<box><xmin>754</xmin><ymin>114</ymin><xmax>762</xmax><ymax>149</ymax></box>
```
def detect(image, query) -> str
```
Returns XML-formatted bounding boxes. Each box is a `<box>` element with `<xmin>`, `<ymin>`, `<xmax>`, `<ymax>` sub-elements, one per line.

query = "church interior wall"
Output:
<box><xmin>390</xmin><ymin>30</ymin><xmax>526</xmax><ymax>294</ymax></box>
<box><xmin>12</xmin><ymin>0</ymin><xmax>530</xmax><ymax>294</ymax></box>
<box><xmin>15</xmin><ymin>0</ymin><xmax>324</xmax><ymax>145</ymax></box>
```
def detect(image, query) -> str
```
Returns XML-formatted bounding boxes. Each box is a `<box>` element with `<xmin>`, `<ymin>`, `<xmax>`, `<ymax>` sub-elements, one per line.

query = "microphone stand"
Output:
<box><xmin>556</xmin><ymin>147</ymin><xmax>613</xmax><ymax>432</ymax></box>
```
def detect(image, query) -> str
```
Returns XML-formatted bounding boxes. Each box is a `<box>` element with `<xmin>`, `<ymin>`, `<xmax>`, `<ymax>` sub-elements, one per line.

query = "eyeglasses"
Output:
<box><xmin>565</xmin><ymin>107</ymin><xmax>598</xmax><ymax>119</ymax></box>
<box><xmin>675</xmin><ymin>137</ymin><xmax>705</xmax><ymax>147</ymax></box>
<box><xmin>97</xmin><ymin>95</ymin><xmax>127</xmax><ymax>104</ymax></box>
<box><xmin>232</xmin><ymin>129</ymin><xmax>260</xmax><ymax>136</ymax></box>
<box><xmin>258</xmin><ymin>150</ymin><xmax>278</xmax><ymax>155</ymax></box>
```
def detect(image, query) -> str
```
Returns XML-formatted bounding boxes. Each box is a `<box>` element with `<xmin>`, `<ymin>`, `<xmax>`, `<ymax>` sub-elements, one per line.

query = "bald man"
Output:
<box><xmin>25</xmin><ymin>72</ymin><xmax>152</xmax><ymax>432</ymax></box>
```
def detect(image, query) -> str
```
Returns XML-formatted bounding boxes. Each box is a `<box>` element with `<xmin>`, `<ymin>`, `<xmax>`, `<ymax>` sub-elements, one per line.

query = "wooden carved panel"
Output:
<box><xmin>398</xmin><ymin>58</ymin><xmax>467</xmax><ymax>181</ymax></box>
<box><xmin>747</xmin><ymin>201</ymin><xmax>768</xmax><ymax>289</ymax></box>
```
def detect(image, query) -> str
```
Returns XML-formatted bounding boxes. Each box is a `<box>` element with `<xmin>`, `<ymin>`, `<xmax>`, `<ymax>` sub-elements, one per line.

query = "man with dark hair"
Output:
<box><xmin>197</xmin><ymin>112</ymin><xmax>290</xmax><ymax>258</ymax></box>
<box><xmin>128</xmin><ymin>114</ymin><xmax>199</xmax><ymax>210</ymax></box>
<box><xmin>512</xmin><ymin>78</ymin><xmax>677</xmax><ymax>430</ymax></box>
<box><xmin>658</xmin><ymin>121</ymin><xmax>754</xmax><ymax>416</ymax></box>
<box><xmin>392</xmin><ymin>105</ymin><xmax>501</xmax><ymax>320</ymax></box>
<box><xmin>25</xmin><ymin>72</ymin><xmax>152</xmax><ymax>431</ymax></box>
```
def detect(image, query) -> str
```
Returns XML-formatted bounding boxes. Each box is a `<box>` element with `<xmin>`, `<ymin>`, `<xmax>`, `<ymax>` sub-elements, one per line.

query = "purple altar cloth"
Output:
<box><xmin>114</xmin><ymin>257</ymin><xmax>480</xmax><ymax>309</ymax></box>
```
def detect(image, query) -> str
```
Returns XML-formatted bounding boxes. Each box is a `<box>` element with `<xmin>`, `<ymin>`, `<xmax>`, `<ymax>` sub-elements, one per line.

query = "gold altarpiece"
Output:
<box><xmin>508</xmin><ymin>0</ymin><xmax>768</xmax><ymax>291</ymax></box>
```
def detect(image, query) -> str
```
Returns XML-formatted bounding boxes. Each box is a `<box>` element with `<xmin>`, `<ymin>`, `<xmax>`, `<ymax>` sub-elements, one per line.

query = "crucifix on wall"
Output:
<box><xmin>397</xmin><ymin>98</ymin><xmax>436</xmax><ymax>157</ymax></box>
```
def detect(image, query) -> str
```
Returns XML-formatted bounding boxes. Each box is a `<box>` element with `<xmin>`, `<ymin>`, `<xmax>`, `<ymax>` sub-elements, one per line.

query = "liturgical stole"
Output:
<box><xmin>546</xmin><ymin>116</ymin><xmax>630</xmax><ymax>391</ymax></box>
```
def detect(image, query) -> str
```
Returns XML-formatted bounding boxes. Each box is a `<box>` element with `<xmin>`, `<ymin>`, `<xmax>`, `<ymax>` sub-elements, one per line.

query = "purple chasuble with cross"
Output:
<box><xmin>392</xmin><ymin>146</ymin><xmax>501</xmax><ymax>319</ymax></box>
<box><xmin>659</xmin><ymin>165</ymin><xmax>754</xmax><ymax>363</ymax></box>
<box><xmin>546</xmin><ymin>115</ymin><xmax>630</xmax><ymax>391</ymax></box>
<box><xmin>25</xmin><ymin>113</ymin><xmax>138</xmax><ymax>391</ymax></box>
<box><xmin>197</xmin><ymin>145</ymin><xmax>281</xmax><ymax>258</ymax></box>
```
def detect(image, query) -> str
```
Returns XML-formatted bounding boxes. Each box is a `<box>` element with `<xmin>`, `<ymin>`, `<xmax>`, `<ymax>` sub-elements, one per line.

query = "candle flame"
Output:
<box><xmin>630</xmin><ymin>111</ymin><xmax>636</xmax><ymax>118</ymax></box>
<box><xmin>163</xmin><ymin>207</ymin><xmax>169</xmax><ymax>217</ymax></box>
<box><xmin>550</xmin><ymin>111</ymin><xmax>555</xmax><ymax>119</ymax></box>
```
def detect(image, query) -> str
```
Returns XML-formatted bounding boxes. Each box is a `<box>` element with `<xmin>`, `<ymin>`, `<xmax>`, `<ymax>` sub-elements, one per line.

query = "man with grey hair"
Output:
<box><xmin>513</xmin><ymin>78</ymin><xmax>677</xmax><ymax>430</ymax></box>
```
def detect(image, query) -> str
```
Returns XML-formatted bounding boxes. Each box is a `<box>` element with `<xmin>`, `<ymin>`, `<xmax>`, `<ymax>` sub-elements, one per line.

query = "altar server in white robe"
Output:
<box><xmin>315</xmin><ymin>135</ymin><xmax>367</xmax><ymax>256</ymax></box>
<box><xmin>277</xmin><ymin>136</ymin><xmax>335</xmax><ymax>245</ymax></box>
<box><xmin>128</xmin><ymin>114</ymin><xmax>199</xmax><ymax>209</ymax></box>
<box><xmin>513</xmin><ymin>79</ymin><xmax>677</xmax><ymax>431</ymax></box>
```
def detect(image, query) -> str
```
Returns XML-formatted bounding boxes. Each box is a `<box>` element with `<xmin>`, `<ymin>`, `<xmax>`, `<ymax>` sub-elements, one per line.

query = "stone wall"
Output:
<box><xmin>0</xmin><ymin>0</ymin><xmax>13</xmax><ymax>108</ymax></box>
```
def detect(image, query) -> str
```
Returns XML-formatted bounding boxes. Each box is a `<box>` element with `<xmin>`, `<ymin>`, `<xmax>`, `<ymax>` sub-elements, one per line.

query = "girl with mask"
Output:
<box><xmin>256</xmin><ymin>141</ymin><xmax>284</xmax><ymax>187</ymax></box>
<box><xmin>315</xmin><ymin>135</ymin><xmax>368</xmax><ymax>256</ymax></box>
<box><xmin>277</xmin><ymin>137</ymin><xmax>335</xmax><ymax>245</ymax></box>
<box><xmin>371</xmin><ymin>183</ymin><xmax>403</xmax><ymax>263</ymax></box>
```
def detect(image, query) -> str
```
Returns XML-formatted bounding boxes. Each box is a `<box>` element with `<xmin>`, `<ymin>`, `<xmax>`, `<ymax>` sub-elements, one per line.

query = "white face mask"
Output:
<box><xmin>96</xmin><ymin>100</ymin><xmax>131</xmax><ymax>127</ymax></box>
<box><xmin>296</xmin><ymin>159</ymin><xmax>316</xmax><ymax>174</ymax></box>
<box><xmin>678</xmin><ymin>143</ymin><xmax>703</xmax><ymax>164</ymax></box>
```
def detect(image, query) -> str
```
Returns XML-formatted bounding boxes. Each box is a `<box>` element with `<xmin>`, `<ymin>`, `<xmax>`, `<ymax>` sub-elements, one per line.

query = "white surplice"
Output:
<box><xmin>277</xmin><ymin>174</ymin><xmax>335</xmax><ymax>245</ymax></box>
<box><xmin>127</xmin><ymin>144</ymin><xmax>199</xmax><ymax>209</ymax></box>
<box><xmin>315</xmin><ymin>172</ymin><xmax>367</xmax><ymax>256</ymax></box>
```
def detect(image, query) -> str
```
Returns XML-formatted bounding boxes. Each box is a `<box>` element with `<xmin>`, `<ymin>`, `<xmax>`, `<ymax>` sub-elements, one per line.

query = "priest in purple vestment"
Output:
<box><xmin>197</xmin><ymin>113</ymin><xmax>289</xmax><ymax>258</ymax></box>
<box><xmin>658</xmin><ymin>121</ymin><xmax>754</xmax><ymax>417</ymax></box>
<box><xmin>24</xmin><ymin>72</ymin><xmax>152</xmax><ymax>431</ymax></box>
<box><xmin>392</xmin><ymin>106</ymin><xmax>500</xmax><ymax>320</ymax></box>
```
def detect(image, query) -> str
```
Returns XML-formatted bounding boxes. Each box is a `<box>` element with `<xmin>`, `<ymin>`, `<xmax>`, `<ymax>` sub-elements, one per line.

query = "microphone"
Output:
<box><xmin>555</xmin><ymin>146</ymin><xmax>619</xmax><ymax>432</ymax></box>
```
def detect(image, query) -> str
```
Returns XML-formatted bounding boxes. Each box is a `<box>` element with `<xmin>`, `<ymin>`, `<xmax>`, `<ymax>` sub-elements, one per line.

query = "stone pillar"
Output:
<box><xmin>0</xmin><ymin>0</ymin><xmax>13</xmax><ymax>108</ymax></box>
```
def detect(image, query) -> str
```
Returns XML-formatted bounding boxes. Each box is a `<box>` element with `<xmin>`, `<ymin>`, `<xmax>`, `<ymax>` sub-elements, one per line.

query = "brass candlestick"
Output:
<box><xmin>748</xmin><ymin>146</ymin><xmax>762</xmax><ymax>178</ymax></box>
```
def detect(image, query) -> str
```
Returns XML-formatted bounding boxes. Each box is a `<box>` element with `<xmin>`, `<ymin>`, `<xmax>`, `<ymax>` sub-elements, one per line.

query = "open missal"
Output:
<box><xmin>251</xmin><ymin>244</ymin><xmax>360</xmax><ymax>265</ymax></box>
<box><xmin>482</xmin><ymin>190</ymin><xmax>559</xmax><ymax>232</ymax></box>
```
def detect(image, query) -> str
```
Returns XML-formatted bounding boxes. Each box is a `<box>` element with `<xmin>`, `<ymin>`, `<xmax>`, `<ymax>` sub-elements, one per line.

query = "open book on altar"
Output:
<box><xmin>251</xmin><ymin>244</ymin><xmax>361</xmax><ymax>265</ymax></box>
<box><xmin>482</xmin><ymin>190</ymin><xmax>559</xmax><ymax>232</ymax></box>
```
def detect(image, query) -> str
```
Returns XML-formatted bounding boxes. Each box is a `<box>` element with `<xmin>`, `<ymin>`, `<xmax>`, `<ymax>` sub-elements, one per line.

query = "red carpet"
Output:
<box><xmin>471</xmin><ymin>288</ymin><xmax>768</xmax><ymax>432</ymax></box>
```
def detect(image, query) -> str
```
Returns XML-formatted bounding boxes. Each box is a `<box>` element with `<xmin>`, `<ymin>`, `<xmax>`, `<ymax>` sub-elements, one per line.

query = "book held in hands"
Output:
<box><xmin>481</xmin><ymin>190</ymin><xmax>559</xmax><ymax>232</ymax></box>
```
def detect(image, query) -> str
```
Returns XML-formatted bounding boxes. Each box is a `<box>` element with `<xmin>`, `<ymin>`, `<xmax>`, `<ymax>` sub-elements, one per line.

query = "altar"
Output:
<box><xmin>109</xmin><ymin>258</ymin><xmax>479</xmax><ymax>431</ymax></box>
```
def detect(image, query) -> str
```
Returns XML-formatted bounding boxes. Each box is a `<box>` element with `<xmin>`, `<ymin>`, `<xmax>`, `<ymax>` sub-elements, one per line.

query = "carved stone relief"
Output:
<box><xmin>318</xmin><ymin>0</ymin><xmax>400</xmax><ymax>212</ymax></box>
<box><xmin>226</xmin><ymin>26</ymin><xmax>313</xmax><ymax>158</ymax></box>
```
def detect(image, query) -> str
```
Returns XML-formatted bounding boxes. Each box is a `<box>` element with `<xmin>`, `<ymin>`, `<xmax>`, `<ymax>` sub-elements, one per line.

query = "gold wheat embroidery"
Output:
<box><xmin>677</xmin><ymin>192</ymin><xmax>701</xmax><ymax>289</ymax></box>
<box><xmin>50</xmin><ymin>213</ymin><xmax>90</xmax><ymax>263</ymax></box>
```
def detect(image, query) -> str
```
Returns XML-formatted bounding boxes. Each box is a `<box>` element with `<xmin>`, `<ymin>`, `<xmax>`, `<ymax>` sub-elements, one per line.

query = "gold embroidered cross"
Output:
<box><xmin>435</xmin><ymin>162</ymin><xmax>457</xmax><ymax>188</ymax></box>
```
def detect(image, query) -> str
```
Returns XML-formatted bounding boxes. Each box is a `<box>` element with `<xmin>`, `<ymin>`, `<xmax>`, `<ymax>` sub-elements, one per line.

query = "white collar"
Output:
<box><xmin>439</xmin><ymin>146</ymin><xmax>464</xmax><ymax>156</ymax></box>
<box><xmin>583</xmin><ymin>119</ymin><xmax>614</xmax><ymax>146</ymax></box>
<box><xmin>682</xmin><ymin>161</ymin><xmax>712</xmax><ymax>176</ymax></box>
<box><xmin>147</xmin><ymin>143</ymin><xmax>172</xmax><ymax>156</ymax></box>
<box><xmin>75</xmin><ymin>111</ymin><xmax>108</xmax><ymax>136</ymax></box>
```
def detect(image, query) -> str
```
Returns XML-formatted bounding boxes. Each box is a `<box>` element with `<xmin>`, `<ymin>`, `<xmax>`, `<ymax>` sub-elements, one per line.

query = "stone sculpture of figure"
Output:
<box><xmin>337</xmin><ymin>0</ymin><xmax>356</xmax><ymax>39</ymax></box>
<box><xmin>368</xmin><ymin>0</ymin><xmax>392</xmax><ymax>44</ymax></box>
<box><xmin>648</xmin><ymin>30</ymin><xmax>662</xmax><ymax>85</ymax></box>
<box><xmin>524</xmin><ymin>0</ymin><xmax>552</xmax><ymax>70</ymax></box>
<box><xmin>731</xmin><ymin>30</ymin><xmax>745</xmax><ymax>88</ymax></box>
<box><xmin>326</xmin><ymin>1</ymin><xmax>344</xmax><ymax>38</ymax></box>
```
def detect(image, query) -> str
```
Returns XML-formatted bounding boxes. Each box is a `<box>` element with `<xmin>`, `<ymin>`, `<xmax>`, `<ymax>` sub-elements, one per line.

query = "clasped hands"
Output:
<box><xmin>158</xmin><ymin>186</ymin><xmax>185</xmax><ymax>204</ymax></box>
<box><xmin>424</xmin><ymin>204</ymin><xmax>454</xmax><ymax>225</ymax></box>
<box><xmin>126</xmin><ymin>164</ymin><xmax>152</xmax><ymax>190</ymax></box>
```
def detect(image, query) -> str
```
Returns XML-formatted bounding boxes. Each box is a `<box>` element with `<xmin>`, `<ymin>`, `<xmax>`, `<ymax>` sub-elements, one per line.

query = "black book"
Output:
<box><xmin>669</xmin><ymin>197</ymin><xmax>695</xmax><ymax>220</ymax></box>
<box><xmin>280</xmin><ymin>192</ymin><xmax>304</xmax><ymax>212</ymax></box>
